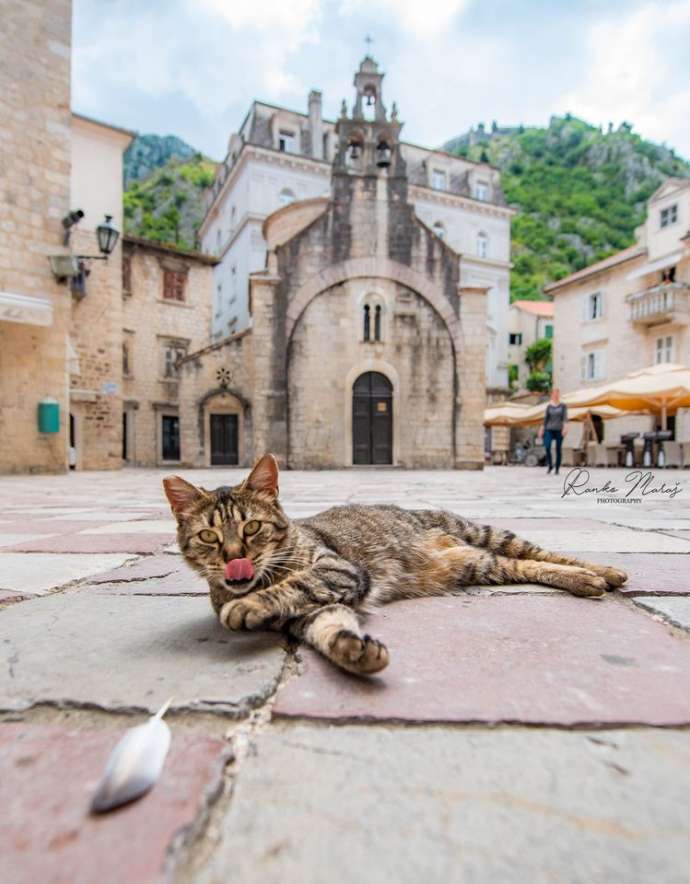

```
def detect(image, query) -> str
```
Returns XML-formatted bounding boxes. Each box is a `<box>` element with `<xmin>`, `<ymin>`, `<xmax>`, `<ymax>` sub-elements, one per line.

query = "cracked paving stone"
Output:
<box><xmin>0</xmin><ymin>554</ymin><xmax>135</xmax><ymax>595</ymax></box>
<box><xmin>0</xmin><ymin>722</ymin><xmax>229</xmax><ymax>884</ymax></box>
<box><xmin>274</xmin><ymin>596</ymin><xmax>690</xmax><ymax>725</ymax></box>
<box><xmin>194</xmin><ymin>722</ymin><xmax>690</xmax><ymax>884</ymax></box>
<box><xmin>632</xmin><ymin>596</ymin><xmax>690</xmax><ymax>632</ymax></box>
<box><xmin>86</xmin><ymin>555</ymin><xmax>207</xmax><ymax>595</ymax></box>
<box><xmin>0</xmin><ymin>593</ymin><xmax>286</xmax><ymax>715</ymax></box>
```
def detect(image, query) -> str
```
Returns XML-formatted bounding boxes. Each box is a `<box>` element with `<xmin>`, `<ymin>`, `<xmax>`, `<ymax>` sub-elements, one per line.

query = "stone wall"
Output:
<box><xmin>0</xmin><ymin>0</ymin><xmax>72</xmax><ymax>473</ymax></box>
<box><xmin>68</xmin><ymin>228</ymin><xmax>123</xmax><ymax>470</ymax></box>
<box><xmin>122</xmin><ymin>240</ymin><xmax>216</xmax><ymax>466</ymax></box>
<box><xmin>178</xmin><ymin>333</ymin><xmax>255</xmax><ymax>468</ymax></box>
<box><xmin>288</xmin><ymin>279</ymin><xmax>455</xmax><ymax>467</ymax></box>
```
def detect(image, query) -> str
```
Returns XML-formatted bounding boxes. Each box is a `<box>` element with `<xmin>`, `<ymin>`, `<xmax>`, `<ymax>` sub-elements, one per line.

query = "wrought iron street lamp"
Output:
<box><xmin>95</xmin><ymin>215</ymin><xmax>120</xmax><ymax>257</ymax></box>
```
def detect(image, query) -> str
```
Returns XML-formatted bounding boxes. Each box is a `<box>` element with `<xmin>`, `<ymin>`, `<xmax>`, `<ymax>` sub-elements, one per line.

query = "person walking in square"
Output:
<box><xmin>537</xmin><ymin>388</ymin><xmax>568</xmax><ymax>475</ymax></box>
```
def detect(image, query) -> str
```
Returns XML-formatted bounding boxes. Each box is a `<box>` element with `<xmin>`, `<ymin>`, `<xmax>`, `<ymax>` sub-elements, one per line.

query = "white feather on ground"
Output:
<box><xmin>90</xmin><ymin>698</ymin><xmax>173</xmax><ymax>813</ymax></box>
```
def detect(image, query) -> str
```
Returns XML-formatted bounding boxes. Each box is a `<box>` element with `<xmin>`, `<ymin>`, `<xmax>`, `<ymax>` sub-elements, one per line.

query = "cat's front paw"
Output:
<box><xmin>220</xmin><ymin>598</ymin><xmax>274</xmax><ymax>631</ymax></box>
<box><xmin>329</xmin><ymin>630</ymin><xmax>389</xmax><ymax>675</ymax></box>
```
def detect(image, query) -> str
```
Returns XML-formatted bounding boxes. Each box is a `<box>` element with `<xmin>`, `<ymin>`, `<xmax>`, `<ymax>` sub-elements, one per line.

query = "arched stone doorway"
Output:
<box><xmin>352</xmin><ymin>371</ymin><xmax>393</xmax><ymax>465</ymax></box>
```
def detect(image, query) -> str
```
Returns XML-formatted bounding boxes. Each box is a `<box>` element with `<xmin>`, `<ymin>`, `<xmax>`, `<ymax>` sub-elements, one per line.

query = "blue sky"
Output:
<box><xmin>73</xmin><ymin>0</ymin><xmax>690</xmax><ymax>161</ymax></box>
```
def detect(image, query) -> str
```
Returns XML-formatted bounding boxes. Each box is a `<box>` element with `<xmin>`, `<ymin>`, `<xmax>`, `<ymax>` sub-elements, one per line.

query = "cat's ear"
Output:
<box><xmin>163</xmin><ymin>475</ymin><xmax>206</xmax><ymax>517</ymax></box>
<box><xmin>243</xmin><ymin>454</ymin><xmax>279</xmax><ymax>499</ymax></box>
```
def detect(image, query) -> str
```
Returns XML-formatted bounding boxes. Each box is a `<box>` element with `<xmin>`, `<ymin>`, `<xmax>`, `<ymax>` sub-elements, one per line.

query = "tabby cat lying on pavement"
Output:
<box><xmin>164</xmin><ymin>455</ymin><xmax>628</xmax><ymax>676</ymax></box>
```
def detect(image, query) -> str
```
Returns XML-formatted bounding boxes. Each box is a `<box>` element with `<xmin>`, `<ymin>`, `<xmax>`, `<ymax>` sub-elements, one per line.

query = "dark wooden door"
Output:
<box><xmin>352</xmin><ymin>372</ymin><xmax>393</xmax><ymax>465</ymax></box>
<box><xmin>210</xmin><ymin>414</ymin><xmax>238</xmax><ymax>465</ymax></box>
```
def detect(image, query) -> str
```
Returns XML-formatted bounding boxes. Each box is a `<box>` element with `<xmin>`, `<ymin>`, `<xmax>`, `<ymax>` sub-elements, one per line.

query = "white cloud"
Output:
<box><xmin>340</xmin><ymin>0</ymin><xmax>471</xmax><ymax>37</ymax></box>
<box><xmin>559</xmin><ymin>0</ymin><xmax>690</xmax><ymax>156</ymax></box>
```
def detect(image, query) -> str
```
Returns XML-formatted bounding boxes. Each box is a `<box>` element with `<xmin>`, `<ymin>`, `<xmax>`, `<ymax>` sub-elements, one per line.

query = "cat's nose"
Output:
<box><xmin>222</xmin><ymin>543</ymin><xmax>243</xmax><ymax>563</ymax></box>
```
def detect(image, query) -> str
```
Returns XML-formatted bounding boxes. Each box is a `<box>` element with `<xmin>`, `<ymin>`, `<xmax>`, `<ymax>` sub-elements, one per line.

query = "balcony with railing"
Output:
<box><xmin>626</xmin><ymin>282</ymin><xmax>690</xmax><ymax>327</ymax></box>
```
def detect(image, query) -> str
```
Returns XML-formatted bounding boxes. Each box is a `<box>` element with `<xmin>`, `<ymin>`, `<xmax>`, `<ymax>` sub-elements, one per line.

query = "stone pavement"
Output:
<box><xmin>1</xmin><ymin>465</ymin><xmax>690</xmax><ymax>883</ymax></box>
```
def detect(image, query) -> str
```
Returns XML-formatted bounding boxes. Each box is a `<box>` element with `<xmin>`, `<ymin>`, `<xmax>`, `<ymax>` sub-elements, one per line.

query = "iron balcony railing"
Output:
<box><xmin>626</xmin><ymin>282</ymin><xmax>690</xmax><ymax>325</ymax></box>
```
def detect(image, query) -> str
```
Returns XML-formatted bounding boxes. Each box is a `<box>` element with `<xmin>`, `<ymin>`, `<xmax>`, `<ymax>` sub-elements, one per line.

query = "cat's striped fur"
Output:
<box><xmin>164</xmin><ymin>455</ymin><xmax>628</xmax><ymax>675</ymax></box>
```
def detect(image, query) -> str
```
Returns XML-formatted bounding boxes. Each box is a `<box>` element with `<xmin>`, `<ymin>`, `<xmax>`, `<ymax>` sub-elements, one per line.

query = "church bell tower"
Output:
<box><xmin>334</xmin><ymin>56</ymin><xmax>406</xmax><ymax>180</ymax></box>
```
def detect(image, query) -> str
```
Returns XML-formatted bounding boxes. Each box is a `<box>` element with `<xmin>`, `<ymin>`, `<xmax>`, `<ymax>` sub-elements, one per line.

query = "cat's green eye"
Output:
<box><xmin>198</xmin><ymin>529</ymin><xmax>219</xmax><ymax>544</ymax></box>
<box><xmin>244</xmin><ymin>520</ymin><xmax>261</xmax><ymax>536</ymax></box>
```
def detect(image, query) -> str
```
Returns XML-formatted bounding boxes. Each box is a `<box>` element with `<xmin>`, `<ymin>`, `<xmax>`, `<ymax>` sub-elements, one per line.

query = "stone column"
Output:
<box><xmin>249</xmin><ymin>272</ymin><xmax>288</xmax><ymax>465</ymax></box>
<box><xmin>455</xmin><ymin>286</ymin><xmax>488</xmax><ymax>469</ymax></box>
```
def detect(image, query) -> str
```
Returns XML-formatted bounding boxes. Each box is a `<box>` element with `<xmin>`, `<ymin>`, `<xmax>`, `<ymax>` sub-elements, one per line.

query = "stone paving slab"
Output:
<box><xmin>5</xmin><ymin>535</ymin><xmax>170</xmax><ymax>554</ymax></box>
<box><xmin>632</xmin><ymin>596</ymin><xmax>690</xmax><ymax>632</ymax></box>
<box><xmin>0</xmin><ymin>533</ymin><xmax>54</xmax><ymax>548</ymax></box>
<box><xmin>577</xmin><ymin>553</ymin><xmax>690</xmax><ymax>595</ymax></box>
<box><xmin>0</xmin><ymin>722</ymin><xmax>229</xmax><ymax>884</ymax></box>
<box><xmin>0</xmin><ymin>553</ymin><xmax>134</xmax><ymax>595</ymax></box>
<box><xmin>0</xmin><ymin>594</ymin><xmax>285</xmax><ymax>715</ymax></box>
<box><xmin>0</xmin><ymin>520</ymin><xmax>114</xmax><ymax>535</ymax></box>
<box><xmin>508</xmin><ymin>527</ymin><xmax>690</xmax><ymax>553</ymax></box>
<box><xmin>80</xmin><ymin>520</ymin><xmax>176</xmax><ymax>535</ymax></box>
<box><xmin>196</xmin><ymin>722</ymin><xmax>690</xmax><ymax>884</ymax></box>
<box><xmin>274</xmin><ymin>596</ymin><xmax>690</xmax><ymax>725</ymax></box>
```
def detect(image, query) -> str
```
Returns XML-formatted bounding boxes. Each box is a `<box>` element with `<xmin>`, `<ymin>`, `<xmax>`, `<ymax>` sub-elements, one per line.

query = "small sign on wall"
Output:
<box><xmin>376</xmin><ymin>401</ymin><xmax>388</xmax><ymax>413</ymax></box>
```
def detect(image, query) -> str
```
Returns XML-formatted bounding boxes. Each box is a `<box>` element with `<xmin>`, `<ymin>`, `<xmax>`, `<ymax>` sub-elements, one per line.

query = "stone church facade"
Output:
<box><xmin>178</xmin><ymin>58</ymin><xmax>488</xmax><ymax>469</ymax></box>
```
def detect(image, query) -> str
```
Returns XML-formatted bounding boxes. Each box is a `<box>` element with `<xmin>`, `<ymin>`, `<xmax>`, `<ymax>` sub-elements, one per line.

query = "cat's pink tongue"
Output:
<box><xmin>225</xmin><ymin>558</ymin><xmax>254</xmax><ymax>582</ymax></box>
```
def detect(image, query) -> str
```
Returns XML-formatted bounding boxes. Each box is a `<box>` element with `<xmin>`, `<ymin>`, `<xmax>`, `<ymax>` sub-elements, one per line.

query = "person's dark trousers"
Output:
<box><xmin>543</xmin><ymin>430</ymin><xmax>563</xmax><ymax>472</ymax></box>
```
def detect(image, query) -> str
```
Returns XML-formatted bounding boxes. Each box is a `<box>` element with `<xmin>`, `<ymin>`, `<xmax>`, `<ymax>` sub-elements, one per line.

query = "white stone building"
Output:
<box><xmin>199</xmin><ymin>58</ymin><xmax>513</xmax><ymax>391</ymax></box>
<box><xmin>507</xmin><ymin>299</ymin><xmax>554</xmax><ymax>388</ymax></box>
<box><xmin>545</xmin><ymin>178</ymin><xmax>690</xmax><ymax>445</ymax></box>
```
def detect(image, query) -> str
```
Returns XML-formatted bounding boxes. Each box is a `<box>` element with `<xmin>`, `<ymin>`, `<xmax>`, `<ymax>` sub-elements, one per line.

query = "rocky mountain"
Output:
<box><xmin>124</xmin><ymin>134</ymin><xmax>198</xmax><ymax>187</ymax></box>
<box><xmin>123</xmin><ymin>154</ymin><xmax>216</xmax><ymax>251</ymax></box>
<box><xmin>444</xmin><ymin>116</ymin><xmax>690</xmax><ymax>300</ymax></box>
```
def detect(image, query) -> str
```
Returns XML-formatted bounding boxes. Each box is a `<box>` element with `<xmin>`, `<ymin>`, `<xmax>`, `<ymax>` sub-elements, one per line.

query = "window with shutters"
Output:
<box><xmin>431</xmin><ymin>169</ymin><xmax>447</xmax><ymax>191</ymax></box>
<box><xmin>163</xmin><ymin>270</ymin><xmax>187</xmax><ymax>302</ymax></box>
<box><xmin>660</xmin><ymin>204</ymin><xmax>678</xmax><ymax>228</ymax></box>
<box><xmin>162</xmin><ymin>341</ymin><xmax>188</xmax><ymax>379</ymax></box>
<box><xmin>278</xmin><ymin>130</ymin><xmax>297</xmax><ymax>153</ymax></box>
<box><xmin>122</xmin><ymin>254</ymin><xmax>132</xmax><ymax>296</ymax></box>
<box><xmin>474</xmin><ymin>180</ymin><xmax>489</xmax><ymax>201</ymax></box>
<box><xmin>585</xmin><ymin>291</ymin><xmax>603</xmax><ymax>320</ymax></box>
<box><xmin>582</xmin><ymin>348</ymin><xmax>606</xmax><ymax>381</ymax></box>
<box><xmin>655</xmin><ymin>335</ymin><xmax>674</xmax><ymax>364</ymax></box>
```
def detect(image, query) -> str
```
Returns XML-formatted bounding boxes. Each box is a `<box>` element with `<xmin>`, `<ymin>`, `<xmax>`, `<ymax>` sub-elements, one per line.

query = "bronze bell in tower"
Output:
<box><xmin>376</xmin><ymin>142</ymin><xmax>391</xmax><ymax>167</ymax></box>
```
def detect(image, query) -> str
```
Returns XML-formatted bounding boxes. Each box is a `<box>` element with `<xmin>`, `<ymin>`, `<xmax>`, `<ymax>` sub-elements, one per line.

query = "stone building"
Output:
<box><xmin>200</xmin><ymin>57</ymin><xmax>513</xmax><ymax>393</ymax></box>
<box><xmin>545</xmin><ymin>178</ymin><xmax>690</xmax><ymax>445</ymax></box>
<box><xmin>68</xmin><ymin>114</ymin><xmax>133</xmax><ymax>470</ymax></box>
<box><xmin>121</xmin><ymin>236</ymin><xmax>217</xmax><ymax>466</ymax></box>
<box><xmin>0</xmin><ymin>0</ymin><xmax>73</xmax><ymax>473</ymax></box>
<box><xmin>507</xmin><ymin>300</ymin><xmax>554</xmax><ymax>389</ymax></box>
<box><xmin>0</xmin><ymin>0</ymin><xmax>137</xmax><ymax>473</ymax></box>
<box><xmin>178</xmin><ymin>58</ymin><xmax>488</xmax><ymax>469</ymax></box>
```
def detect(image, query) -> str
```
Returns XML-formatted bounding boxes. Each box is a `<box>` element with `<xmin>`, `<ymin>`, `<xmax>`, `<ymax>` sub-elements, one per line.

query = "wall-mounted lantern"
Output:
<box><xmin>50</xmin><ymin>213</ymin><xmax>120</xmax><ymax>286</ymax></box>
<box><xmin>95</xmin><ymin>215</ymin><xmax>120</xmax><ymax>257</ymax></box>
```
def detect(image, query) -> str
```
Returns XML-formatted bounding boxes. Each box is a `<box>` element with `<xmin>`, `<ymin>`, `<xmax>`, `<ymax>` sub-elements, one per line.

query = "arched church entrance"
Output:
<box><xmin>352</xmin><ymin>371</ymin><xmax>393</xmax><ymax>465</ymax></box>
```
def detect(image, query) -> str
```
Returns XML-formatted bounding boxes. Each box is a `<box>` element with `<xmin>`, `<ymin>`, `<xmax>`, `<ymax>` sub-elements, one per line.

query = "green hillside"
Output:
<box><xmin>123</xmin><ymin>154</ymin><xmax>216</xmax><ymax>251</ymax></box>
<box><xmin>445</xmin><ymin>116</ymin><xmax>690</xmax><ymax>300</ymax></box>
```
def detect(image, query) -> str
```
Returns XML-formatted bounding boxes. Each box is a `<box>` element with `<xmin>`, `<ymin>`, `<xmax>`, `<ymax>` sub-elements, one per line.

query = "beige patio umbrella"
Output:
<box><xmin>562</xmin><ymin>363</ymin><xmax>690</xmax><ymax>430</ymax></box>
<box><xmin>484</xmin><ymin>402</ymin><xmax>632</xmax><ymax>427</ymax></box>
